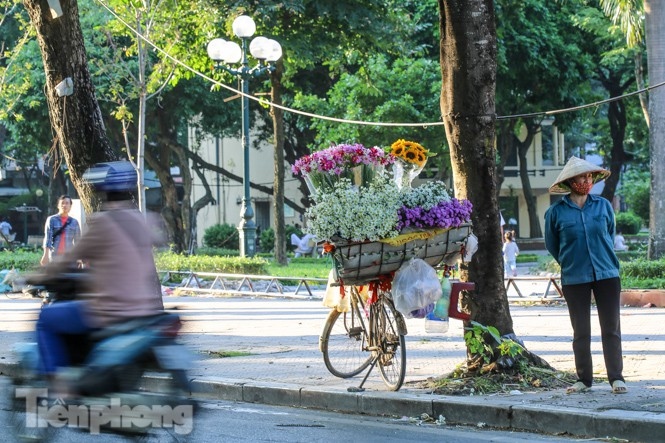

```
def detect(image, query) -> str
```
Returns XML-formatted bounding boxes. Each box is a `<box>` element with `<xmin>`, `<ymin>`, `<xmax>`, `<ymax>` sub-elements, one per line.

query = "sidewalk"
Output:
<box><xmin>2</xmin><ymin>272</ymin><xmax>665</xmax><ymax>442</ymax></box>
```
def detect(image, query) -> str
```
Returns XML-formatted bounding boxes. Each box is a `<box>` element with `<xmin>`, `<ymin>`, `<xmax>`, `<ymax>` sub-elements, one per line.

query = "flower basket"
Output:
<box><xmin>328</xmin><ymin>224</ymin><xmax>472</xmax><ymax>285</ymax></box>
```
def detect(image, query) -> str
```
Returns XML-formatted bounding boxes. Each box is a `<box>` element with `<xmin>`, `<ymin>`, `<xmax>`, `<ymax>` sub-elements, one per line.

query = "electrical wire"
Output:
<box><xmin>94</xmin><ymin>0</ymin><xmax>664</xmax><ymax>127</ymax></box>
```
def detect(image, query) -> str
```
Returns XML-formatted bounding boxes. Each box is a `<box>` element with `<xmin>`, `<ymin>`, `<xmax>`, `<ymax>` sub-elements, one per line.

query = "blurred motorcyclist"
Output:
<box><xmin>36</xmin><ymin>161</ymin><xmax>164</xmax><ymax>386</ymax></box>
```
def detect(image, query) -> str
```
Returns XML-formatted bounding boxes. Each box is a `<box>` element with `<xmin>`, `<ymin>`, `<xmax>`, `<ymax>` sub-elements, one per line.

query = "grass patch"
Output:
<box><xmin>265</xmin><ymin>257</ymin><xmax>332</xmax><ymax>279</ymax></box>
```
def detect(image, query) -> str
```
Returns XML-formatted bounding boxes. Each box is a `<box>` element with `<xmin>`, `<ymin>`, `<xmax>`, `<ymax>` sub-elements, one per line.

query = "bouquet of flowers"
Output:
<box><xmin>397</xmin><ymin>181</ymin><xmax>473</xmax><ymax>231</ymax></box>
<box><xmin>291</xmin><ymin>143</ymin><xmax>394</xmax><ymax>195</ymax></box>
<box><xmin>292</xmin><ymin>142</ymin><xmax>472</xmax><ymax>243</ymax></box>
<box><xmin>388</xmin><ymin>139</ymin><xmax>432</xmax><ymax>168</ymax></box>
<box><xmin>387</xmin><ymin>139</ymin><xmax>436</xmax><ymax>189</ymax></box>
<box><xmin>306</xmin><ymin>176</ymin><xmax>401</xmax><ymax>242</ymax></box>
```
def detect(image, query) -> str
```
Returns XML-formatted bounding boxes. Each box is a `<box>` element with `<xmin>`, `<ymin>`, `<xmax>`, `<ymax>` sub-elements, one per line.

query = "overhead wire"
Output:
<box><xmin>94</xmin><ymin>0</ymin><xmax>664</xmax><ymax>127</ymax></box>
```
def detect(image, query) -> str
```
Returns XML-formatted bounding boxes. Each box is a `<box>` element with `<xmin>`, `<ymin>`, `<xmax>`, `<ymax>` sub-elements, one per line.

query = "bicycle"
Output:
<box><xmin>319</xmin><ymin>277</ymin><xmax>407</xmax><ymax>391</ymax></box>
<box><xmin>318</xmin><ymin>224</ymin><xmax>473</xmax><ymax>392</ymax></box>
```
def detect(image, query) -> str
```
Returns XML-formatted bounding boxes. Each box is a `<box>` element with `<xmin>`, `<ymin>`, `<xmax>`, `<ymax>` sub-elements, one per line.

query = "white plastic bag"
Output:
<box><xmin>392</xmin><ymin>258</ymin><xmax>442</xmax><ymax>316</ymax></box>
<box><xmin>322</xmin><ymin>270</ymin><xmax>350</xmax><ymax>312</ymax></box>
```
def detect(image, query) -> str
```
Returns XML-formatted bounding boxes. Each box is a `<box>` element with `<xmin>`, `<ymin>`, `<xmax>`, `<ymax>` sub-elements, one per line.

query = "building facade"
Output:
<box><xmin>189</xmin><ymin>128</ymin><xmax>304</xmax><ymax>247</ymax></box>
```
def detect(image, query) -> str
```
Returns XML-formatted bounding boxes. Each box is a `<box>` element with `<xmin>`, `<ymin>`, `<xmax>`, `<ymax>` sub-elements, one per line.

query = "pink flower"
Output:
<box><xmin>292</xmin><ymin>143</ymin><xmax>394</xmax><ymax>176</ymax></box>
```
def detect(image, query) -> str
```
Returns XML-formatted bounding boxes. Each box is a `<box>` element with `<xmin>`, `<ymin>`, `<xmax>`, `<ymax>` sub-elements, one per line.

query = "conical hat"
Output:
<box><xmin>549</xmin><ymin>156</ymin><xmax>610</xmax><ymax>194</ymax></box>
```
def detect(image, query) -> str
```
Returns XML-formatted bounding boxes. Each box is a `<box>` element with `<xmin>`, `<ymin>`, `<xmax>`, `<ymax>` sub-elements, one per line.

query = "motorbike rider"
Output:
<box><xmin>36</xmin><ymin>161</ymin><xmax>165</xmax><ymax>390</ymax></box>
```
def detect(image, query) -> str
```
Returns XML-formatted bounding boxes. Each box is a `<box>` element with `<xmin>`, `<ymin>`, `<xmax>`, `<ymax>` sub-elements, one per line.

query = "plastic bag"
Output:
<box><xmin>322</xmin><ymin>270</ymin><xmax>369</xmax><ymax>312</ymax></box>
<box><xmin>323</xmin><ymin>270</ymin><xmax>350</xmax><ymax>312</ymax></box>
<box><xmin>392</xmin><ymin>258</ymin><xmax>442</xmax><ymax>316</ymax></box>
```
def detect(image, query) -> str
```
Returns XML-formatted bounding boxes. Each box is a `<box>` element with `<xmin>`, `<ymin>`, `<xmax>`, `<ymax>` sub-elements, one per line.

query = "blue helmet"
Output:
<box><xmin>82</xmin><ymin>161</ymin><xmax>137</xmax><ymax>193</ymax></box>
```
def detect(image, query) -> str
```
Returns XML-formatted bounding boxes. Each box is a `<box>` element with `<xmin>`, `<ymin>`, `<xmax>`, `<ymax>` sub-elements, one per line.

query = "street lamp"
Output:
<box><xmin>207</xmin><ymin>15</ymin><xmax>282</xmax><ymax>258</ymax></box>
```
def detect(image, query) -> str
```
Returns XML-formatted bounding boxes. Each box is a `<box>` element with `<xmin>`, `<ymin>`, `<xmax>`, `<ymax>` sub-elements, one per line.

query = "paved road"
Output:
<box><xmin>3</xmin><ymin>282</ymin><xmax>665</xmax><ymax>442</ymax></box>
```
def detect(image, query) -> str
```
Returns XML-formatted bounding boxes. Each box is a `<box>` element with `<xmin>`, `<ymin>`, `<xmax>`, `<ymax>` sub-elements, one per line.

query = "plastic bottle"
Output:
<box><xmin>424</xmin><ymin>311</ymin><xmax>449</xmax><ymax>333</ymax></box>
<box><xmin>433</xmin><ymin>276</ymin><xmax>451</xmax><ymax>319</ymax></box>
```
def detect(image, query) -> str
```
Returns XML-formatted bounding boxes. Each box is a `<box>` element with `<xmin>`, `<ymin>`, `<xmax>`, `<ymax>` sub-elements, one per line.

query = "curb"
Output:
<box><xmin>2</xmin><ymin>361</ymin><xmax>665</xmax><ymax>442</ymax></box>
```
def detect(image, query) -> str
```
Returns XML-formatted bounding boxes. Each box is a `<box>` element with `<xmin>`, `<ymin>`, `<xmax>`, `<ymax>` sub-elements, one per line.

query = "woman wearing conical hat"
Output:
<box><xmin>544</xmin><ymin>156</ymin><xmax>626</xmax><ymax>394</ymax></box>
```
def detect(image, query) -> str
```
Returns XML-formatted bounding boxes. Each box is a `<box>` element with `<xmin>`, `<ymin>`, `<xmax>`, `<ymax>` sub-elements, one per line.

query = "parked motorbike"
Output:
<box><xmin>9</xmin><ymin>270</ymin><xmax>196</xmax><ymax>441</ymax></box>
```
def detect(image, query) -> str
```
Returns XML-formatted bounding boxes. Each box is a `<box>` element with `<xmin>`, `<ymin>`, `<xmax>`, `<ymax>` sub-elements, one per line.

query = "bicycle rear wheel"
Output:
<box><xmin>320</xmin><ymin>297</ymin><xmax>372</xmax><ymax>378</ymax></box>
<box><xmin>375</xmin><ymin>295</ymin><xmax>407</xmax><ymax>391</ymax></box>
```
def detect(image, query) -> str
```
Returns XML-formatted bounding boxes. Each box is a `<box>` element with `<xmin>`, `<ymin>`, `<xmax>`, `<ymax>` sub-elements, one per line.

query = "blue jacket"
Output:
<box><xmin>544</xmin><ymin>194</ymin><xmax>619</xmax><ymax>285</ymax></box>
<box><xmin>43</xmin><ymin>214</ymin><xmax>81</xmax><ymax>256</ymax></box>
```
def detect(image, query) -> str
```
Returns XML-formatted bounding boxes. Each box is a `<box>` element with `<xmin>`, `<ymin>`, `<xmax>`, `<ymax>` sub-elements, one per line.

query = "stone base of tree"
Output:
<box><xmin>620</xmin><ymin>290</ymin><xmax>665</xmax><ymax>307</ymax></box>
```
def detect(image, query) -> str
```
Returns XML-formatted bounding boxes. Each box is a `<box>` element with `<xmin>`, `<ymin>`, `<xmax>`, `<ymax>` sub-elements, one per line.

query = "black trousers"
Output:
<box><xmin>561</xmin><ymin>277</ymin><xmax>624</xmax><ymax>386</ymax></box>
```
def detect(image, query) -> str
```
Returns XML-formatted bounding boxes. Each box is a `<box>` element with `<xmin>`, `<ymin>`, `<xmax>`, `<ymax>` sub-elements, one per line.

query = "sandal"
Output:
<box><xmin>611</xmin><ymin>380</ymin><xmax>628</xmax><ymax>394</ymax></box>
<box><xmin>566</xmin><ymin>381</ymin><xmax>591</xmax><ymax>394</ymax></box>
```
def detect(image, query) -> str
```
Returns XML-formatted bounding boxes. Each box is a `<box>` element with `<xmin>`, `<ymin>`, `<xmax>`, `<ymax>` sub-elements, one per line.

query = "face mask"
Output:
<box><xmin>570</xmin><ymin>181</ymin><xmax>593</xmax><ymax>195</ymax></box>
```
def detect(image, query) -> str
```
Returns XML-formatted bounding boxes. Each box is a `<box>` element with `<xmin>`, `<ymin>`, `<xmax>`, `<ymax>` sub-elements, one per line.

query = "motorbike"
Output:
<box><xmin>8</xmin><ymin>269</ymin><xmax>196</xmax><ymax>441</ymax></box>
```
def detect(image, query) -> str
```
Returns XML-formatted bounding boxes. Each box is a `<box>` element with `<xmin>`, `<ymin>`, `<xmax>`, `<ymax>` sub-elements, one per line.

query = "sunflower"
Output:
<box><xmin>388</xmin><ymin>139</ymin><xmax>432</xmax><ymax>168</ymax></box>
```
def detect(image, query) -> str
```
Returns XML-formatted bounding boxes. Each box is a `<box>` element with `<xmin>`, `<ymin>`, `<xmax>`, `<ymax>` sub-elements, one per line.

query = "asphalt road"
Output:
<box><xmin>0</xmin><ymin>377</ymin><xmax>580</xmax><ymax>442</ymax></box>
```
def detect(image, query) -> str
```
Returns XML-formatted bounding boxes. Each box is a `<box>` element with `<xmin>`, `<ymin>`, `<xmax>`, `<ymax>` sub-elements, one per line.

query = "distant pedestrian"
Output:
<box><xmin>41</xmin><ymin>195</ymin><xmax>81</xmax><ymax>266</ymax></box>
<box><xmin>0</xmin><ymin>218</ymin><xmax>12</xmax><ymax>238</ymax></box>
<box><xmin>544</xmin><ymin>156</ymin><xmax>626</xmax><ymax>395</ymax></box>
<box><xmin>614</xmin><ymin>231</ymin><xmax>628</xmax><ymax>251</ymax></box>
<box><xmin>502</xmin><ymin>231</ymin><xmax>519</xmax><ymax>277</ymax></box>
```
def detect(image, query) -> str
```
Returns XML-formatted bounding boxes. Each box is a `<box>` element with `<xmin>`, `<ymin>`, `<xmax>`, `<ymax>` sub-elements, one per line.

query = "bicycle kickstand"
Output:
<box><xmin>347</xmin><ymin>353</ymin><xmax>380</xmax><ymax>392</ymax></box>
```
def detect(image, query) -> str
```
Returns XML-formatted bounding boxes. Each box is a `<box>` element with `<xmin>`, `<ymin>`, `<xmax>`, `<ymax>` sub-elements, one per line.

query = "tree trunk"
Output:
<box><xmin>646</xmin><ymin>0</ymin><xmax>665</xmax><ymax>259</ymax></box>
<box><xmin>438</xmin><ymin>0</ymin><xmax>514</xmax><ymax>336</ymax></box>
<box><xmin>23</xmin><ymin>0</ymin><xmax>114</xmax><ymax>213</ymax></box>
<box><xmin>145</xmin><ymin>144</ymin><xmax>185</xmax><ymax>252</ymax></box>
<box><xmin>494</xmin><ymin>120</ymin><xmax>516</xmax><ymax>202</ymax></box>
<box><xmin>271</xmin><ymin>62</ymin><xmax>288</xmax><ymax>265</ymax></box>
<box><xmin>516</xmin><ymin>125</ymin><xmax>542</xmax><ymax>238</ymax></box>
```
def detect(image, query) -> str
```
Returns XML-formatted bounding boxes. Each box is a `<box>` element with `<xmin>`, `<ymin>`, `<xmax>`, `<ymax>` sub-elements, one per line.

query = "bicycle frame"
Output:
<box><xmin>348</xmin><ymin>282</ymin><xmax>407</xmax><ymax>391</ymax></box>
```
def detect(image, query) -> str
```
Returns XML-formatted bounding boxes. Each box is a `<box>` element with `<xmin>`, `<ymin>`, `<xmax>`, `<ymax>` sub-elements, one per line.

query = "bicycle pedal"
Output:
<box><xmin>348</xmin><ymin>327</ymin><xmax>364</xmax><ymax>338</ymax></box>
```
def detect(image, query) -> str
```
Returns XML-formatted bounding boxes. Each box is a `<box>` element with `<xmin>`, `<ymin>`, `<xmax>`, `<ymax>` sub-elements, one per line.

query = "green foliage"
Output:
<box><xmin>615</xmin><ymin>211</ymin><xmax>643</xmax><ymax>234</ymax></box>
<box><xmin>154</xmin><ymin>252</ymin><xmax>267</xmax><ymax>275</ymax></box>
<box><xmin>293</xmin><ymin>54</ymin><xmax>449</xmax><ymax>162</ymax></box>
<box><xmin>0</xmin><ymin>250</ymin><xmax>41</xmax><ymax>272</ymax></box>
<box><xmin>619</xmin><ymin>170</ymin><xmax>650</xmax><ymax>222</ymax></box>
<box><xmin>464</xmin><ymin>321</ymin><xmax>501</xmax><ymax>363</ymax></box>
<box><xmin>516</xmin><ymin>254</ymin><xmax>538</xmax><ymax>263</ymax></box>
<box><xmin>540</xmin><ymin>256</ymin><xmax>665</xmax><ymax>289</ymax></box>
<box><xmin>203</xmin><ymin>224</ymin><xmax>239</xmax><ymax>250</ymax></box>
<box><xmin>463</xmin><ymin>321</ymin><xmax>520</xmax><ymax>365</ymax></box>
<box><xmin>195</xmin><ymin>247</ymin><xmax>239</xmax><ymax>257</ymax></box>
<box><xmin>259</xmin><ymin>228</ymin><xmax>275</xmax><ymax>252</ymax></box>
<box><xmin>621</xmin><ymin>258</ymin><xmax>665</xmax><ymax>280</ymax></box>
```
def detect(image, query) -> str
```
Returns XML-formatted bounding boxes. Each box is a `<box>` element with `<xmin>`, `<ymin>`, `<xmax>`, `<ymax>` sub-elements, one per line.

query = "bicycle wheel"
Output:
<box><xmin>320</xmin><ymin>296</ymin><xmax>372</xmax><ymax>378</ymax></box>
<box><xmin>375</xmin><ymin>295</ymin><xmax>407</xmax><ymax>391</ymax></box>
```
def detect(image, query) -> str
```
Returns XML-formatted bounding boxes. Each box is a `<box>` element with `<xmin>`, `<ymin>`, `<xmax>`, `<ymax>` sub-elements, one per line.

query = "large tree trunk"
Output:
<box><xmin>438</xmin><ymin>0</ymin><xmax>513</xmax><ymax>336</ymax></box>
<box><xmin>271</xmin><ymin>62</ymin><xmax>288</xmax><ymax>265</ymax></box>
<box><xmin>646</xmin><ymin>0</ymin><xmax>665</xmax><ymax>259</ymax></box>
<box><xmin>23</xmin><ymin>0</ymin><xmax>114</xmax><ymax>213</ymax></box>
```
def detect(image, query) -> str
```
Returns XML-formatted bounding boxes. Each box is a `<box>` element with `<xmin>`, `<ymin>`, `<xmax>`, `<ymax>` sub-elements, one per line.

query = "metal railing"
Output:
<box><xmin>159</xmin><ymin>270</ymin><xmax>328</xmax><ymax>299</ymax></box>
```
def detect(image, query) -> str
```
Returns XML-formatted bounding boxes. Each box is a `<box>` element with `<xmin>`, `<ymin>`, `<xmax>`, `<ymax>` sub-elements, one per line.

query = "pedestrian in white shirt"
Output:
<box><xmin>503</xmin><ymin>231</ymin><xmax>519</xmax><ymax>277</ymax></box>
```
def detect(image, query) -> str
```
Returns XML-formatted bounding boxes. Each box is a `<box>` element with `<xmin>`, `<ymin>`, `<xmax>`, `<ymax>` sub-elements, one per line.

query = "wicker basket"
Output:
<box><xmin>330</xmin><ymin>224</ymin><xmax>472</xmax><ymax>285</ymax></box>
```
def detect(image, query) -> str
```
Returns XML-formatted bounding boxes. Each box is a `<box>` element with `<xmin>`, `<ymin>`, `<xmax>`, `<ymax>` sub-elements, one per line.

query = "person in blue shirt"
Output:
<box><xmin>41</xmin><ymin>195</ymin><xmax>81</xmax><ymax>266</ymax></box>
<box><xmin>544</xmin><ymin>156</ymin><xmax>626</xmax><ymax>395</ymax></box>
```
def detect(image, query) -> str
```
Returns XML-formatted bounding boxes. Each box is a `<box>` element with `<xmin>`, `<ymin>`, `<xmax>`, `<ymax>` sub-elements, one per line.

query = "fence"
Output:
<box><xmin>159</xmin><ymin>270</ymin><xmax>328</xmax><ymax>299</ymax></box>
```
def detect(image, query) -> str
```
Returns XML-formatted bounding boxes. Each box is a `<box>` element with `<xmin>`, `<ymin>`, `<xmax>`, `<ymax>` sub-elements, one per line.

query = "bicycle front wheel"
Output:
<box><xmin>375</xmin><ymin>296</ymin><xmax>407</xmax><ymax>391</ymax></box>
<box><xmin>320</xmin><ymin>302</ymin><xmax>372</xmax><ymax>379</ymax></box>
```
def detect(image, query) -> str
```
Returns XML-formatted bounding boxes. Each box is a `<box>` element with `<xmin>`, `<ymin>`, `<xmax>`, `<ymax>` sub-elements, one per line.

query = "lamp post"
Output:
<box><xmin>207</xmin><ymin>15</ymin><xmax>282</xmax><ymax>258</ymax></box>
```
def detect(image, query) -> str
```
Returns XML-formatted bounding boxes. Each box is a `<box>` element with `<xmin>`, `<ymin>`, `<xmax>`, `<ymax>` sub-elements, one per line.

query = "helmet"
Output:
<box><xmin>82</xmin><ymin>161</ymin><xmax>137</xmax><ymax>192</ymax></box>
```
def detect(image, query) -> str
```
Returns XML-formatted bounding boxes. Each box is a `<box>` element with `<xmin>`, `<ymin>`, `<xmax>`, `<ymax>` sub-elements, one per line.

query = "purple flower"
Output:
<box><xmin>397</xmin><ymin>198</ymin><xmax>473</xmax><ymax>231</ymax></box>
